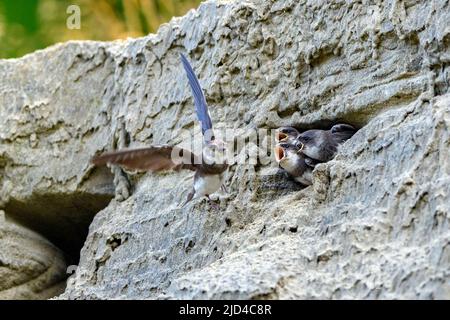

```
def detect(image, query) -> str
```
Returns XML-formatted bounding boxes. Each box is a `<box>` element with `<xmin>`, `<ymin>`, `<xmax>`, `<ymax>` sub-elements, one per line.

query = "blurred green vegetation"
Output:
<box><xmin>0</xmin><ymin>0</ymin><xmax>201</xmax><ymax>59</ymax></box>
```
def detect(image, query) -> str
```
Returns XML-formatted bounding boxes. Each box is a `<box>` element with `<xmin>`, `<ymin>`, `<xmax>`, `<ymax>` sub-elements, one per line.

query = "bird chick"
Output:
<box><xmin>274</xmin><ymin>142</ymin><xmax>317</xmax><ymax>186</ymax></box>
<box><xmin>294</xmin><ymin>124</ymin><xmax>356</xmax><ymax>162</ymax></box>
<box><xmin>275</xmin><ymin>126</ymin><xmax>300</xmax><ymax>144</ymax></box>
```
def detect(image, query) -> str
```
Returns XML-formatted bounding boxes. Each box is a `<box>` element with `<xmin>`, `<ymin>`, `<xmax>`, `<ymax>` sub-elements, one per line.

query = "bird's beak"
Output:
<box><xmin>274</xmin><ymin>145</ymin><xmax>286</xmax><ymax>163</ymax></box>
<box><xmin>275</xmin><ymin>131</ymin><xmax>288</xmax><ymax>142</ymax></box>
<box><xmin>296</xmin><ymin>142</ymin><xmax>304</xmax><ymax>152</ymax></box>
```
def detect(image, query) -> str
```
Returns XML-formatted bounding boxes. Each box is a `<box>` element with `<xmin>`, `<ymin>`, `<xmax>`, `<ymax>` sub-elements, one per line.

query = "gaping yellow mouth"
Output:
<box><xmin>276</xmin><ymin>131</ymin><xmax>288</xmax><ymax>142</ymax></box>
<box><xmin>274</xmin><ymin>145</ymin><xmax>285</xmax><ymax>162</ymax></box>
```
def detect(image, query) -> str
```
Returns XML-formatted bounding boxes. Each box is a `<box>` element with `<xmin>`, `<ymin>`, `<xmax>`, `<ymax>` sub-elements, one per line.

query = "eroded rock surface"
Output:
<box><xmin>0</xmin><ymin>0</ymin><xmax>449</xmax><ymax>299</ymax></box>
<box><xmin>0</xmin><ymin>215</ymin><xmax>67</xmax><ymax>299</ymax></box>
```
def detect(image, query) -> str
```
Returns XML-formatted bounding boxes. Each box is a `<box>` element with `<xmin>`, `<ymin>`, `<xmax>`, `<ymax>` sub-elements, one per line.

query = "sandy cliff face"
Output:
<box><xmin>0</xmin><ymin>0</ymin><xmax>449</xmax><ymax>299</ymax></box>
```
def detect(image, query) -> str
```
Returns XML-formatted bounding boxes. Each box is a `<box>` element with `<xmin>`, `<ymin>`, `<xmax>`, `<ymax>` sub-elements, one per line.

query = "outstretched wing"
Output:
<box><xmin>91</xmin><ymin>146</ymin><xmax>200</xmax><ymax>171</ymax></box>
<box><xmin>180</xmin><ymin>53</ymin><xmax>213</xmax><ymax>139</ymax></box>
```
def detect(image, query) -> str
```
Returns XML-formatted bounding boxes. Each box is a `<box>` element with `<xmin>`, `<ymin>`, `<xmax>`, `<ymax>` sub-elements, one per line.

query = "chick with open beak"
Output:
<box><xmin>274</xmin><ymin>142</ymin><xmax>315</xmax><ymax>186</ymax></box>
<box><xmin>274</xmin><ymin>124</ymin><xmax>356</xmax><ymax>186</ymax></box>
<box><xmin>275</xmin><ymin>127</ymin><xmax>300</xmax><ymax>144</ymax></box>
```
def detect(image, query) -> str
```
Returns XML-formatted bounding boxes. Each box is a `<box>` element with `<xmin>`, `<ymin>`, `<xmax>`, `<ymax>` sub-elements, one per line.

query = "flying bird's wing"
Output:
<box><xmin>180</xmin><ymin>53</ymin><xmax>213</xmax><ymax>140</ymax></box>
<box><xmin>91</xmin><ymin>146</ymin><xmax>200</xmax><ymax>171</ymax></box>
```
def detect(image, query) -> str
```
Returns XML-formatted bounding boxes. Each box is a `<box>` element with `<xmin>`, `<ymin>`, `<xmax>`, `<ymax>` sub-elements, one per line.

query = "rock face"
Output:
<box><xmin>0</xmin><ymin>215</ymin><xmax>67</xmax><ymax>299</ymax></box>
<box><xmin>0</xmin><ymin>0</ymin><xmax>449</xmax><ymax>299</ymax></box>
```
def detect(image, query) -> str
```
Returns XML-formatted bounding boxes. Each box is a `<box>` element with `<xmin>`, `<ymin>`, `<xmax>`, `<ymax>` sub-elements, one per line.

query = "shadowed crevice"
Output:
<box><xmin>4</xmin><ymin>191</ymin><xmax>114</xmax><ymax>265</ymax></box>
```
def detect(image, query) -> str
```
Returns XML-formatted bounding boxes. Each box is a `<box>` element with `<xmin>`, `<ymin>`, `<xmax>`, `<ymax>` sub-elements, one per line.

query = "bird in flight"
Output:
<box><xmin>92</xmin><ymin>53</ymin><xmax>228</xmax><ymax>207</ymax></box>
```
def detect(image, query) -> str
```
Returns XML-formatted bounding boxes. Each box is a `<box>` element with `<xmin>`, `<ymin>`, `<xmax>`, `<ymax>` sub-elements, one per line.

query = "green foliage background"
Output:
<box><xmin>0</xmin><ymin>0</ymin><xmax>201</xmax><ymax>59</ymax></box>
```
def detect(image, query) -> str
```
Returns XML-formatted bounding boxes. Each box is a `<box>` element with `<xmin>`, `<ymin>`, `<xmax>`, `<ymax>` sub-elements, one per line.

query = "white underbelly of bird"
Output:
<box><xmin>194</xmin><ymin>173</ymin><xmax>224</xmax><ymax>198</ymax></box>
